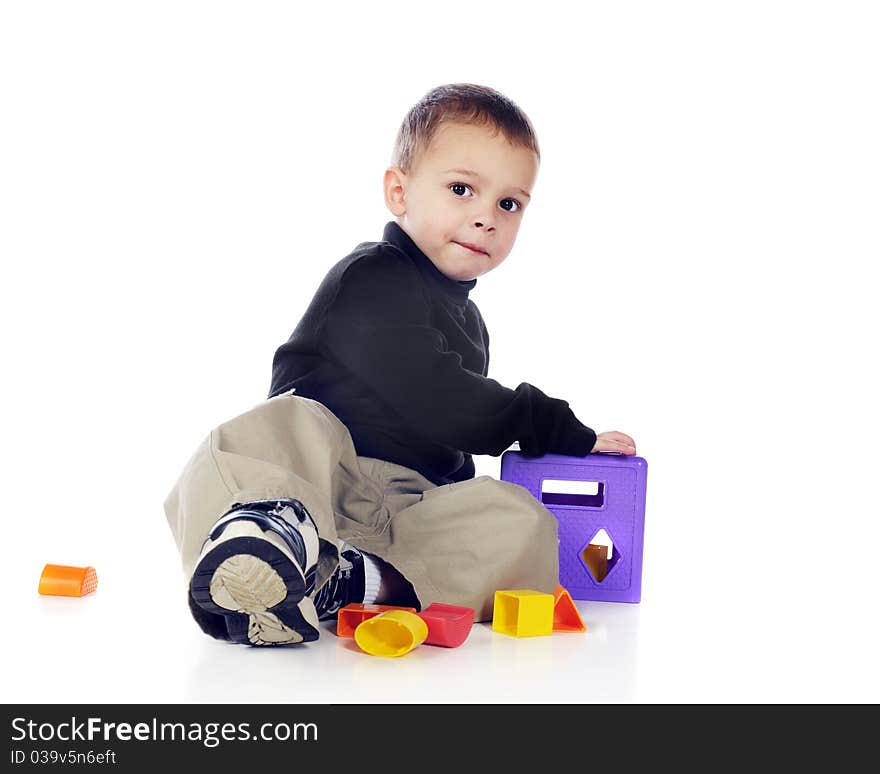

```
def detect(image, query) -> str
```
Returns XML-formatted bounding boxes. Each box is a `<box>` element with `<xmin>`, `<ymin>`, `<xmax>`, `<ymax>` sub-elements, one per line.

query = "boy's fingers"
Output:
<box><xmin>606</xmin><ymin>431</ymin><xmax>636</xmax><ymax>447</ymax></box>
<box><xmin>596</xmin><ymin>431</ymin><xmax>637</xmax><ymax>454</ymax></box>
<box><xmin>612</xmin><ymin>435</ymin><xmax>636</xmax><ymax>453</ymax></box>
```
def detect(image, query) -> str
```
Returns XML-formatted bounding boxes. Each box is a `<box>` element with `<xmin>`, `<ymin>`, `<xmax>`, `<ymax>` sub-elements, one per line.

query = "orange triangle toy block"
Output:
<box><xmin>552</xmin><ymin>584</ymin><xmax>586</xmax><ymax>632</ymax></box>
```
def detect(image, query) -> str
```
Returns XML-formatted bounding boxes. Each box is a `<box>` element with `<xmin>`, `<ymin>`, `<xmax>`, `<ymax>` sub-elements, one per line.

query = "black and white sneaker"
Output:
<box><xmin>313</xmin><ymin>542</ymin><xmax>366</xmax><ymax>621</ymax></box>
<box><xmin>188</xmin><ymin>499</ymin><xmax>320</xmax><ymax>646</ymax></box>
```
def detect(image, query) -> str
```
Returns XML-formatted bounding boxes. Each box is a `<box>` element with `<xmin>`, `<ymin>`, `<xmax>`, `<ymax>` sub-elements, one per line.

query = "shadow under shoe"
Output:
<box><xmin>188</xmin><ymin>500</ymin><xmax>320</xmax><ymax>646</ymax></box>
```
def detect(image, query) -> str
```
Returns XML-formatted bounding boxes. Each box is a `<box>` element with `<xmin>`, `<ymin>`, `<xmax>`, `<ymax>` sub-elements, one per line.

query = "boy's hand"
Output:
<box><xmin>592</xmin><ymin>431</ymin><xmax>637</xmax><ymax>455</ymax></box>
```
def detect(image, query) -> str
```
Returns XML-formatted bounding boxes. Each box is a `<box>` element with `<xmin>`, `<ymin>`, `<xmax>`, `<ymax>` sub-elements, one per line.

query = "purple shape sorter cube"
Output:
<box><xmin>500</xmin><ymin>451</ymin><xmax>648</xmax><ymax>603</ymax></box>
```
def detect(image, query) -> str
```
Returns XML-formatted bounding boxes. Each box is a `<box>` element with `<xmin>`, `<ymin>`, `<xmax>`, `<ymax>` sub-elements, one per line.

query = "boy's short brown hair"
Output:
<box><xmin>391</xmin><ymin>83</ymin><xmax>541</xmax><ymax>174</ymax></box>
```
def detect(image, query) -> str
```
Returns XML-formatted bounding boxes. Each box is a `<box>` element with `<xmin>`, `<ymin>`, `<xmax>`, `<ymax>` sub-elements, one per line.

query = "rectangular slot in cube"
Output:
<box><xmin>541</xmin><ymin>478</ymin><xmax>605</xmax><ymax>508</ymax></box>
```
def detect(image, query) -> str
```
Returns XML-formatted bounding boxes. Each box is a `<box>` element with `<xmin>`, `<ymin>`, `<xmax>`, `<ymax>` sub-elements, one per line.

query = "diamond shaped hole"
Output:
<box><xmin>581</xmin><ymin>528</ymin><xmax>621</xmax><ymax>583</ymax></box>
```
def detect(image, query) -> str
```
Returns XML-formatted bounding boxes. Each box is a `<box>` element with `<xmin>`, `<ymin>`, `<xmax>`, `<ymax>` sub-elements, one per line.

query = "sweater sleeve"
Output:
<box><xmin>477</xmin><ymin>308</ymin><xmax>490</xmax><ymax>376</ymax></box>
<box><xmin>321</xmin><ymin>251</ymin><xmax>597</xmax><ymax>457</ymax></box>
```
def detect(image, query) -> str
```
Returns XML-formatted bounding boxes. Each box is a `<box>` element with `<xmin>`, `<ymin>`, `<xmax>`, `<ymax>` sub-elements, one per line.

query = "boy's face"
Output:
<box><xmin>384</xmin><ymin>121</ymin><xmax>539</xmax><ymax>282</ymax></box>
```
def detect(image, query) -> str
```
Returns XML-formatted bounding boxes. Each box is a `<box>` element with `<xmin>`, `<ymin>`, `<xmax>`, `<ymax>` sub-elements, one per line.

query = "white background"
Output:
<box><xmin>1</xmin><ymin>1</ymin><xmax>878</xmax><ymax>703</ymax></box>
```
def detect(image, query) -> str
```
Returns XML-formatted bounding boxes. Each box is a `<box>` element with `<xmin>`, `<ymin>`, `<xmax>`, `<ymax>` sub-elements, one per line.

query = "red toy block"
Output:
<box><xmin>552</xmin><ymin>584</ymin><xmax>586</xmax><ymax>633</ymax></box>
<box><xmin>336</xmin><ymin>603</ymin><xmax>417</xmax><ymax>638</ymax></box>
<box><xmin>417</xmin><ymin>603</ymin><xmax>475</xmax><ymax>647</ymax></box>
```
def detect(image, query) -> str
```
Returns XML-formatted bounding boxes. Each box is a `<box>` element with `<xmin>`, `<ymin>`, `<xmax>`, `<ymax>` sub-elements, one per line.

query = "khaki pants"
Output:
<box><xmin>163</xmin><ymin>394</ymin><xmax>559</xmax><ymax>622</ymax></box>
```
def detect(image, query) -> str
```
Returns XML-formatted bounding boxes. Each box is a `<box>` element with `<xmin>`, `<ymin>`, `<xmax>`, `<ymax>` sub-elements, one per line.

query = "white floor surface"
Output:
<box><xmin>5</xmin><ymin>476</ymin><xmax>879</xmax><ymax>705</ymax></box>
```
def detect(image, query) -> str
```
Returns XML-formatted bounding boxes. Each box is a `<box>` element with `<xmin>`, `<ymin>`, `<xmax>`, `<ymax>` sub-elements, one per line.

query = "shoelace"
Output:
<box><xmin>314</xmin><ymin>549</ymin><xmax>362</xmax><ymax>620</ymax></box>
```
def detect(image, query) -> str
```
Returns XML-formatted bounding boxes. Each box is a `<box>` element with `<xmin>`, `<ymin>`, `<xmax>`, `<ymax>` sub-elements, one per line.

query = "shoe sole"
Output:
<box><xmin>189</xmin><ymin>520</ymin><xmax>320</xmax><ymax>645</ymax></box>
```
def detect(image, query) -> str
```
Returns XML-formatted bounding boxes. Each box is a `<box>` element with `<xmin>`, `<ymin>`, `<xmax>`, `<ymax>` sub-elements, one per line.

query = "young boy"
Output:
<box><xmin>164</xmin><ymin>83</ymin><xmax>637</xmax><ymax>647</ymax></box>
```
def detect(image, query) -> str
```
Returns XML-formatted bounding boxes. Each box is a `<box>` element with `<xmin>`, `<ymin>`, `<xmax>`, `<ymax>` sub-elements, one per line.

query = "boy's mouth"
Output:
<box><xmin>453</xmin><ymin>241</ymin><xmax>489</xmax><ymax>256</ymax></box>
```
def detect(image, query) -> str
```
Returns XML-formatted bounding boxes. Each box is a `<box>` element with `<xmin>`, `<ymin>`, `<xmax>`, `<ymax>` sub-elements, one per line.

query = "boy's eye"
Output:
<box><xmin>450</xmin><ymin>183</ymin><xmax>522</xmax><ymax>214</ymax></box>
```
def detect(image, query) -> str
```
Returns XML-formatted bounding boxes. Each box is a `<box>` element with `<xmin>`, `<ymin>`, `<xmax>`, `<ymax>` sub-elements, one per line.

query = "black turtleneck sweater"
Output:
<box><xmin>268</xmin><ymin>221</ymin><xmax>597</xmax><ymax>486</ymax></box>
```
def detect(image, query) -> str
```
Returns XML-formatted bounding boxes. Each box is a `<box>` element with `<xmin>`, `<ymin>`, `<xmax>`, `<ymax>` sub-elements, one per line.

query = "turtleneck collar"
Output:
<box><xmin>382</xmin><ymin>221</ymin><xmax>477</xmax><ymax>302</ymax></box>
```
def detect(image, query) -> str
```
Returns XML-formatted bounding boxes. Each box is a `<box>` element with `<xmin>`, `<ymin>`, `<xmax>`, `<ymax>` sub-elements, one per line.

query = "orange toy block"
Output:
<box><xmin>552</xmin><ymin>584</ymin><xmax>586</xmax><ymax>633</ymax></box>
<box><xmin>582</xmin><ymin>543</ymin><xmax>609</xmax><ymax>582</ymax></box>
<box><xmin>336</xmin><ymin>603</ymin><xmax>417</xmax><ymax>638</ymax></box>
<box><xmin>38</xmin><ymin>564</ymin><xmax>98</xmax><ymax>597</ymax></box>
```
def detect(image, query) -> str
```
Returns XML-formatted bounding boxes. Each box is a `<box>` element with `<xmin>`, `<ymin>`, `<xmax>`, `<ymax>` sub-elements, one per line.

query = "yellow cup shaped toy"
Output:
<box><xmin>353</xmin><ymin>610</ymin><xmax>429</xmax><ymax>657</ymax></box>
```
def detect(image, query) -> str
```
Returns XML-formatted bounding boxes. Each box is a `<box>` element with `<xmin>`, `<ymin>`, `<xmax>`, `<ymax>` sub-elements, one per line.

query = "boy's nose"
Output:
<box><xmin>474</xmin><ymin>220</ymin><xmax>495</xmax><ymax>232</ymax></box>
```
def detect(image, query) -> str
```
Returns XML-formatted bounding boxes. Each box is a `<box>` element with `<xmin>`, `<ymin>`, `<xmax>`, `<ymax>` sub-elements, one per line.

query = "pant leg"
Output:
<box><xmin>348</xmin><ymin>461</ymin><xmax>560</xmax><ymax>622</ymax></box>
<box><xmin>163</xmin><ymin>394</ymin><xmax>385</xmax><ymax>590</ymax></box>
<box><xmin>164</xmin><ymin>393</ymin><xmax>559</xmax><ymax>622</ymax></box>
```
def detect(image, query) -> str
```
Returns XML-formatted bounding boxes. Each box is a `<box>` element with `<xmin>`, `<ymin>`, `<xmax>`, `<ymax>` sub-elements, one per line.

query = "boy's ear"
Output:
<box><xmin>383</xmin><ymin>166</ymin><xmax>407</xmax><ymax>216</ymax></box>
